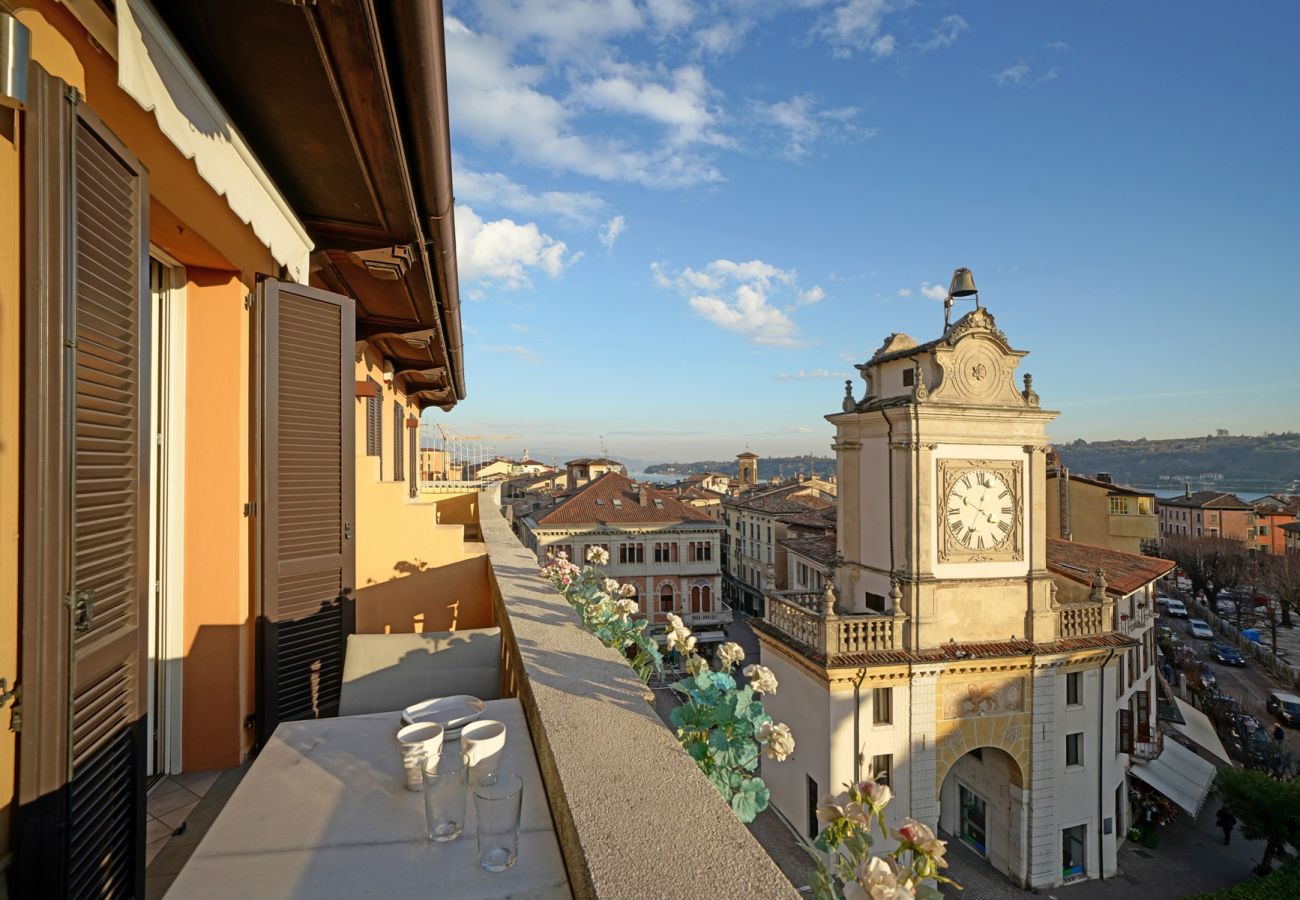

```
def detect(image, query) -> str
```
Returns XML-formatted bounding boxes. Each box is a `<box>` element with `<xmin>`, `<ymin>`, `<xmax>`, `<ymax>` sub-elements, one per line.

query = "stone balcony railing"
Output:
<box><xmin>1056</xmin><ymin>601</ymin><xmax>1109</xmax><ymax>638</ymax></box>
<box><xmin>480</xmin><ymin>490</ymin><xmax>796</xmax><ymax>899</ymax></box>
<box><xmin>764</xmin><ymin>590</ymin><xmax>902</xmax><ymax>657</ymax></box>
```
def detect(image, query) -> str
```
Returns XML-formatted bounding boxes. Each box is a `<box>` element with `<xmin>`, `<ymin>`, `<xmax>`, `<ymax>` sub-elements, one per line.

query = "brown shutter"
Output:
<box><xmin>1117</xmin><ymin>708</ymin><xmax>1134</xmax><ymax>754</ymax></box>
<box><xmin>257</xmin><ymin>279</ymin><xmax>355</xmax><ymax>743</ymax></box>
<box><xmin>19</xmin><ymin>70</ymin><xmax>149</xmax><ymax>899</ymax></box>
<box><xmin>1136</xmin><ymin>690</ymin><xmax>1151</xmax><ymax>742</ymax></box>
<box><xmin>393</xmin><ymin>401</ymin><xmax>404</xmax><ymax>482</ymax></box>
<box><xmin>408</xmin><ymin>420</ymin><xmax>418</xmax><ymax>497</ymax></box>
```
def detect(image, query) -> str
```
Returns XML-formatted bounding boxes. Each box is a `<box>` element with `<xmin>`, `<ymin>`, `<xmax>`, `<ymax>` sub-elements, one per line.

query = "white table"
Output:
<box><xmin>166</xmin><ymin>699</ymin><xmax>571</xmax><ymax>899</ymax></box>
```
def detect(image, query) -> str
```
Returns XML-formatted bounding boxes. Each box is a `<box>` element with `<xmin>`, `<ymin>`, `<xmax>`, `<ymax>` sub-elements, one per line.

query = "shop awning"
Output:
<box><xmin>1130</xmin><ymin>737</ymin><xmax>1218</xmax><ymax>817</ymax></box>
<box><xmin>1171</xmin><ymin>698</ymin><xmax>1234</xmax><ymax>767</ymax></box>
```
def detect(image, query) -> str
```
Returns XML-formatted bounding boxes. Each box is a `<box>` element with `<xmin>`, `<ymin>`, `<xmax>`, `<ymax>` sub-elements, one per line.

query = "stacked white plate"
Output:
<box><xmin>400</xmin><ymin>695</ymin><xmax>486</xmax><ymax>739</ymax></box>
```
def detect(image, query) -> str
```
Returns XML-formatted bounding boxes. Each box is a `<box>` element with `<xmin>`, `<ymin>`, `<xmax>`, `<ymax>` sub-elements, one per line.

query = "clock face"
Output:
<box><xmin>945</xmin><ymin>469</ymin><xmax>1015</xmax><ymax>552</ymax></box>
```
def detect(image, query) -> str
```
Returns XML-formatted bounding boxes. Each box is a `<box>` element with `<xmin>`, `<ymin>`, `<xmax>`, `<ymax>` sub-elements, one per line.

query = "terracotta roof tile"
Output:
<box><xmin>728</xmin><ymin>483</ymin><xmax>834</xmax><ymax>515</ymax></box>
<box><xmin>779</xmin><ymin>534</ymin><xmax>837</xmax><ymax>566</ymax></box>
<box><xmin>532</xmin><ymin>472</ymin><xmax>714</xmax><ymax>526</ymax></box>
<box><xmin>1159</xmin><ymin>491</ymin><xmax>1253</xmax><ymax>510</ymax></box>
<box><xmin>1046</xmin><ymin>538</ymin><xmax>1175</xmax><ymax>596</ymax></box>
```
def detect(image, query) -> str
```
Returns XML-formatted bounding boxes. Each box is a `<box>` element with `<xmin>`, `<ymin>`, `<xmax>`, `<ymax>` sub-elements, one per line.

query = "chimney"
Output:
<box><xmin>1095</xmin><ymin>472</ymin><xmax>1112</xmax><ymax>484</ymax></box>
<box><xmin>1185</xmin><ymin>481</ymin><xmax>1191</xmax><ymax>499</ymax></box>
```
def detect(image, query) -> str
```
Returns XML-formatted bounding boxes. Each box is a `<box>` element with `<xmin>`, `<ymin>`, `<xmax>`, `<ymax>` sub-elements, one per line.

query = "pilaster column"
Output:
<box><xmin>908</xmin><ymin>669</ymin><xmax>940</xmax><ymax>826</ymax></box>
<box><xmin>1027</xmin><ymin>667</ymin><xmax>1057</xmax><ymax>887</ymax></box>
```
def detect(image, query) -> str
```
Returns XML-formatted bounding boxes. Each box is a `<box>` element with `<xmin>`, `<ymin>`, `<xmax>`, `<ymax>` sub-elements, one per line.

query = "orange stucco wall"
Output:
<box><xmin>0</xmin><ymin>103</ymin><xmax>20</xmax><ymax>860</ymax></box>
<box><xmin>14</xmin><ymin>3</ymin><xmax>278</xmax><ymax>778</ymax></box>
<box><xmin>352</xmin><ymin>350</ymin><xmax>493</xmax><ymax>635</ymax></box>
<box><xmin>181</xmin><ymin>270</ymin><xmax>253</xmax><ymax>771</ymax></box>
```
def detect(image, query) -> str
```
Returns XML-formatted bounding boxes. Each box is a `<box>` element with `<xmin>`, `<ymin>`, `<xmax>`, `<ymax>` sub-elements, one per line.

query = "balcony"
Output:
<box><xmin>762</xmin><ymin>590</ymin><xmax>903</xmax><ymax>660</ymax></box>
<box><xmin>1055</xmin><ymin>601</ymin><xmax>1109</xmax><ymax>638</ymax></box>
<box><xmin>165</xmin><ymin>488</ymin><xmax>796</xmax><ymax>897</ymax></box>
<box><xmin>683</xmin><ymin>603</ymin><xmax>735</xmax><ymax>627</ymax></box>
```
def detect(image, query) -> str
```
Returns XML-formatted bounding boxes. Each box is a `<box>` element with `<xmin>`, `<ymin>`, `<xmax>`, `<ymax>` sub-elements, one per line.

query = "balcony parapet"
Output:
<box><xmin>1056</xmin><ymin>601</ymin><xmax>1109</xmax><ymax>638</ymax></box>
<box><xmin>764</xmin><ymin>590</ymin><xmax>904</xmax><ymax>657</ymax></box>
<box><xmin>479</xmin><ymin>489</ymin><xmax>796</xmax><ymax>899</ymax></box>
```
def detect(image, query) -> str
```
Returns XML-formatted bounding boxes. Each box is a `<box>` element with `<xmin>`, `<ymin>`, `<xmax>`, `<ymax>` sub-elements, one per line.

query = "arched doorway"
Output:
<box><xmin>659</xmin><ymin>583</ymin><xmax>675</xmax><ymax>614</ymax></box>
<box><xmin>938</xmin><ymin>747</ymin><xmax>1026</xmax><ymax>884</ymax></box>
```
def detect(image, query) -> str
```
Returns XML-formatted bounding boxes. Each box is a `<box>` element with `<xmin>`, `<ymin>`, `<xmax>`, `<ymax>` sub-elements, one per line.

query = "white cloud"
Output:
<box><xmin>476</xmin><ymin>344</ymin><xmax>542</xmax><ymax>364</ymax></box>
<box><xmin>646</xmin><ymin>0</ymin><xmax>695</xmax><ymax>31</ymax></box>
<box><xmin>1039</xmin><ymin>68</ymin><xmax>1060</xmax><ymax>83</ymax></box>
<box><xmin>599</xmin><ymin>215</ymin><xmax>626</xmax><ymax>250</ymax></box>
<box><xmin>871</xmin><ymin>35</ymin><xmax>896</xmax><ymax>58</ymax></box>
<box><xmin>508</xmin><ymin>323</ymin><xmax>530</xmax><ymax>333</ymax></box>
<box><xmin>1047</xmin><ymin>40</ymin><xmax>1070</xmax><ymax>51</ymax></box>
<box><xmin>815</xmin><ymin>0</ymin><xmax>890</xmax><ymax>58</ymax></box>
<box><xmin>753</xmin><ymin>94</ymin><xmax>871</xmax><ymax>160</ymax></box>
<box><xmin>655</xmin><ymin>258</ymin><xmax>821</xmax><ymax>346</ymax></box>
<box><xmin>575</xmin><ymin>64</ymin><xmax>727</xmax><ymax>148</ymax></box>
<box><xmin>796</xmin><ymin>286</ymin><xmax>826</xmax><ymax>307</ymax></box>
<box><xmin>920</xmin><ymin>281</ymin><xmax>947</xmax><ymax>300</ymax></box>
<box><xmin>454</xmin><ymin>163</ymin><xmax>607</xmax><ymax>225</ymax></box>
<box><xmin>994</xmin><ymin>62</ymin><xmax>1031</xmax><ymax>86</ymax></box>
<box><xmin>455</xmin><ymin>205</ymin><xmax>578</xmax><ymax>289</ymax></box>
<box><xmin>777</xmin><ymin>369</ymin><xmax>849</xmax><ymax>380</ymax></box>
<box><xmin>444</xmin><ymin>17</ymin><xmax>721</xmax><ymax>187</ymax></box>
<box><xmin>918</xmin><ymin>14</ymin><xmax>968</xmax><ymax>52</ymax></box>
<box><xmin>473</xmin><ymin>0</ymin><xmax>644</xmax><ymax>54</ymax></box>
<box><xmin>896</xmin><ymin>287</ymin><xmax>912</xmax><ymax>297</ymax></box>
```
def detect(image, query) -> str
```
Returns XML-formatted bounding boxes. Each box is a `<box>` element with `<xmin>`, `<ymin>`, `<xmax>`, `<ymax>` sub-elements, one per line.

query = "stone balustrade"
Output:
<box><xmin>1056</xmin><ymin>602</ymin><xmax>1107</xmax><ymax>638</ymax></box>
<box><xmin>764</xmin><ymin>591</ymin><xmax>901</xmax><ymax>658</ymax></box>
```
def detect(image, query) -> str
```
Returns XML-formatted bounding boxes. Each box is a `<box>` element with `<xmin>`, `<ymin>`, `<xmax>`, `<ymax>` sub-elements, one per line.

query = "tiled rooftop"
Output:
<box><xmin>530</xmin><ymin>471</ymin><xmax>715</xmax><ymax>525</ymax></box>
<box><xmin>1046</xmin><ymin>538</ymin><xmax>1175</xmax><ymax>596</ymax></box>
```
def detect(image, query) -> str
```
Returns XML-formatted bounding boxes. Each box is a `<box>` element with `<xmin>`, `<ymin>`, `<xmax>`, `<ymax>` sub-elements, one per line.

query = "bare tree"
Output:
<box><xmin>1164</xmin><ymin>536</ymin><xmax>1251</xmax><ymax>623</ymax></box>
<box><xmin>1258</xmin><ymin>552</ymin><xmax>1300</xmax><ymax>630</ymax></box>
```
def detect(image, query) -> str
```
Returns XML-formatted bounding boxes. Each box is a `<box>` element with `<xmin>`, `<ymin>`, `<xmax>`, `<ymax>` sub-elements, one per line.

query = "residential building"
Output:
<box><xmin>1249</xmin><ymin>505</ymin><xmax>1295</xmax><ymax>556</ymax></box>
<box><xmin>722</xmin><ymin>478</ymin><xmax>836</xmax><ymax>616</ymax></box>
<box><xmin>682</xmin><ymin>471</ymin><xmax>733</xmax><ymax>494</ymax></box>
<box><xmin>1284</xmin><ymin>521</ymin><xmax>1300</xmax><ymax>555</ymax></box>
<box><xmin>518</xmin><ymin>472</ymin><xmax>728</xmax><ymax>628</ymax></box>
<box><xmin>461</xmin><ymin>456</ymin><xmax>521</xmax><ymax>482</ymax></box>
<box><xmin>0</xmin><ymin>0</ymin><xmax>480</xmax><ymax>889</ymax></box>
<box><xmin>1157</xmin><ymin>490</ymin><xmax>1254</xmax><ymax>541</ymax></box>
<box><xmin>674</xmin><ymin>484</ymin><xmax>727</xmax><ymax>522</ymax></box>
<box><xmin>1046</xmin><ymin>466</ymin><xmax>1158</xmax><ymax>554</ymax></box>
<box><xmin>565</xmin><ymin>456</ymin><xmax>626</xmax><ymax>487</ymax></box>
<box><xmin>758</xmin><ymin>305</ymin><xmax>1182</xmax><ymax>889</ymax></box>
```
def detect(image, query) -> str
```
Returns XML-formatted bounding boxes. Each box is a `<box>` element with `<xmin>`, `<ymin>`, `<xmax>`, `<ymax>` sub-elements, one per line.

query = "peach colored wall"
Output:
<box><xmin>352</xmin><ymin>349</ymin><xmax>493</xmax><ymax>635</ymax></box>
<box><xmin>181</xmin><ymin>270</ymin><xmax>253</xmax><ymax>771</ymax></box>
<box><xmin>0</xmin><ymin>103</ymin><xmax>20</xmax><ymax>859</ymax></box>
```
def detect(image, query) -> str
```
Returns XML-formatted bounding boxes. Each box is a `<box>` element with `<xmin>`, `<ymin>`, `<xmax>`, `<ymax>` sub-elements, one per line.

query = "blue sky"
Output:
<box><xmin>433</xmin><ymin>0</ymin><xmax>1299</xmax><ymax>465</ymax></box>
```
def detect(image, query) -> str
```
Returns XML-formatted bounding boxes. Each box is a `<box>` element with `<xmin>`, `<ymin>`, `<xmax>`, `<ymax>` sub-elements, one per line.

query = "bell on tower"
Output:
<box><xmin>943</xmin><ymin>266</ymin><xmax>978</xmax><ymax>331</ymax></box>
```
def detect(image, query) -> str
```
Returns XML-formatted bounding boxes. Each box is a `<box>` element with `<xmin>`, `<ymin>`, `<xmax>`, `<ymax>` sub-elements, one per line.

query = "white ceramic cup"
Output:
<box><xmin>397</xmin><ymin>722</ymin><xmax>445</xmax><ymax>791</ymax></box>
<box><xmin>460</xmin><ymin>720</ymin><xmax>507</xmax><ymax>784</ymax></box>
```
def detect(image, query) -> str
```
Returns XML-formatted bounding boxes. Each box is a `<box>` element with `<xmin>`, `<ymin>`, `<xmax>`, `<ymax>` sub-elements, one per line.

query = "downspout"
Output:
<box><xmin>1097</xmin><ymin>647</ymin><xmax>1118</xmax><ymax>881</ymax></box>
<box><xmin>1061</xmin><ymin>466</ymin><xmax>1072</xmax><ymax>541</ymax></box>
<box><xmin>853</xmin><ymin>667</ymin><xmax>867</xmax><ymax>784</ymax></box>
<box><xmin>386</xmin><ymin>0</ymin><xmax>466</xmax><ymax>400</ymax></box>
<box><xmin>880</xmin><ymin>407</ymin><xmax>896</xmax><ymax>604</ymax></box>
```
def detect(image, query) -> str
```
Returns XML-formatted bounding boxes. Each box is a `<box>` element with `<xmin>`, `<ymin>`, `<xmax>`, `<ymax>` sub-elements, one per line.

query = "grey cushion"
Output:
<box><xmin>338</xmin><ymin>628</ymin><xmax>502</xmax><ymax>716</ymax></box>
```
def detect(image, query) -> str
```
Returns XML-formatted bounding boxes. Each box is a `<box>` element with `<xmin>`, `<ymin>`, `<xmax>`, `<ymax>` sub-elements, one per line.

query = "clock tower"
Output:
<box><xmin>827</xmin><ymin>304</ymin><xmax>1058</xmax><ymax>649</ymax></box>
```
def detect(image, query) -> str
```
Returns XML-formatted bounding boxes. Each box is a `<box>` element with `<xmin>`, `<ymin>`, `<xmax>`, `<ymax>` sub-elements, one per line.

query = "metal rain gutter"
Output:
<box><xmin>385</xmin><ymin>0</ymin><xmax>465</xmax><ymax>402</ymax></box>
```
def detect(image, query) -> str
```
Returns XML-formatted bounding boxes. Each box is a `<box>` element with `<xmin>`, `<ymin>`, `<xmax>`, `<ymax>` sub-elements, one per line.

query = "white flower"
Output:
<box><xmin>857</xmin><ymin>856</ymin><xmax>914</xmax><ymax>900</ymax></box>
<box><xmin>717</xmin><ymin>642</ymin><xmax>745</xmax><ymax>671</ymax></box>
<box><xmin>757</xmin><ymin>721</ymin><xmax>795</xmax><ymax>761</ymax></box>
<box><xmin>603</xmin><ymin>578</ymin><xmax>621</xmax><ymax>593</ymax></box>
<box><xmin>665</xmin><ymin>615</ymin><xmax>695</xmax><ymax>654</ymax></box>
<box><xmin>613</xmin><ymin>598</ymin><xmax>639</xmax><ymax>621</ymax></box>
<box><xmin>619</xmin><ymin>584</ymin><xmax>637</xmax><ymax>598</ymax></box>
<box><xmin>586</xmin><ymin>546</ymin><xmax>610</xmax><ymax>566</ymax></box>
<box><xmin>895</xmin><ymin>818</ymin><xmax>947</xmax><ymax>868</ymax></box>
<box><xmin>685</xmin><ymin>654</ymin><xmax>710</xmax><ymax>676</ymax></box>
<box><xmin>857</xmin><ymin>780</ymin><xmax>893</xmax><ymax>813</ymax></box>
<box><xmin>816</xmin><ymin>795</ymin><xmax>845</xmax><ymax>824</ymax></box>
<box><xmin>743</xmin><ymin>664</ymin><xmax>778</xmax><ymax>694</ymax></box>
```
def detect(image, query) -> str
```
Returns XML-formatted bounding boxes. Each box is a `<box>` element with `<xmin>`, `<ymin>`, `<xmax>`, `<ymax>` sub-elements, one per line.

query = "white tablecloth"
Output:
<box><xmin>165</xmin><ymin>698</ymin><xmax>570</xmax><ymax>899</ymax></box>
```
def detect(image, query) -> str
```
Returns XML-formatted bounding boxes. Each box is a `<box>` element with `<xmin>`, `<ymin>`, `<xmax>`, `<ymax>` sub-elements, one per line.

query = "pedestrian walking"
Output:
<box><xmin>1216</xmin><ymin>806</ymin><xmax>1237</xmax><ymax>845</ymax></box>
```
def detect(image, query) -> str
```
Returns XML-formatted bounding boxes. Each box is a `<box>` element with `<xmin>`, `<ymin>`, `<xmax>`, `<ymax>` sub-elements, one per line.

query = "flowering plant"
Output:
<box><xmin>539</xmin><ymin>548</ymin><xmax>662</xmax><ymax>680</ymax></box>
<box><xmin>809</xmin><ymin>781</ymin><xmax>957</xmax><ymax>899</ymax></box>
<box><xmin>667</xmin><ymin>620</ymin><xmax>793</xmax><ymax>821</ymax></box>
<box><xmin>538</xmin><ymin>548</ymin><xmax>793</xmax><ymax>822</ymax></box>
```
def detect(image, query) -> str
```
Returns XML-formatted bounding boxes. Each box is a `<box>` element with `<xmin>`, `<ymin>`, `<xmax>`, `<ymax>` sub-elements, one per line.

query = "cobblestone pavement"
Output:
<box><xmin>942</xmin><ymin>800</ymin><xmax>1269</xmax><ymax>899</ymax></box>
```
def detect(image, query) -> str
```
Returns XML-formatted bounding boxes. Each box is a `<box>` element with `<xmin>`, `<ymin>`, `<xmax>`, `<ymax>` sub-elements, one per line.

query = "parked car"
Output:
<box><xmin>1165</xmin><ymin>599</ymin><xmax>1188</xmax><ymax>618</ymax></box>
<box><xmin>1215</xmin><ymin>599</ymin><xmax>1237</xmax><ymax>617</ymax></box>
<box><xmin>1188</xmin><ymin>619</ymin><xmax>1214</xmax><ymax>640</ymax></box>
<box><xmin>1266</xmin><ymin>691</ymin><xmax>1300</xmax><ymax>727</ymax></box>
<box><xmin>1211</xmin><ymin>643</ymin><xmax>1246</xmax><ymax>666</ymax></box>
<box><xmin>1156</xmin><ymin>595</ymin><xmax>1174</xmax><ymax>610</ymax></box>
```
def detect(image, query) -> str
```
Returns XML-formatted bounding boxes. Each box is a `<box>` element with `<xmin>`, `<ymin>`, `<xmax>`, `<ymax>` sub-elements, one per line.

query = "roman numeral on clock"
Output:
<box><xmin>1002</xmin><ymin>505</ymin><xmax>1013</xmax><ymax>515</ymax></box>
<box><xmin>949</xmin><ymin>506</ymin><xmax>961</xmax><ymax>517</ymax></box>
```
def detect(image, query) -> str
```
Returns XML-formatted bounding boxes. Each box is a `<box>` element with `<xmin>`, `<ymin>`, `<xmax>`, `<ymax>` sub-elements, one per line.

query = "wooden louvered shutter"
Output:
<box><xmin>409</xmin><ymin>421</ymin><xmax>418</xmax><ymax>497</ymax></box>
<box><xmin>393</xmin><ymin>401</ymin><xmax>404</xmax><ymax>482</ymax></box>
<box><xmin>257</xmin><ymin>279</ymin><xmax>355</xmax><ymax>743</ymax></box>
<box><xmin>365</xmin><ymin>381</ymin><xmax>381</xmax><ymax>457</ymax></box>
<box><xmin>19</xmin><ymin>70</ymin><xmax>149</xmax><ymax>899</ymax></box>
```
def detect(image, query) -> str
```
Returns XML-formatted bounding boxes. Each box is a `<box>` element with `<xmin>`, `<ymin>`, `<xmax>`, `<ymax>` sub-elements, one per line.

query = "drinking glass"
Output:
<box><xmin>474</xmin><ymin>772</ymin><xmax>523</xmax><ymax>872</ymax></box>
<box><xmin>422</xmin><ymin>750</ymin><xmax>468</xmax><ymax>842</ymax></box>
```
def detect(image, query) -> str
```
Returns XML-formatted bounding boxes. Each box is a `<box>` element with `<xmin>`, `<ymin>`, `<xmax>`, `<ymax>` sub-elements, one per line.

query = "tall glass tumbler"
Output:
<box><xmin>422</xmin><ymin>750</ymin><xmax>469</xmax><ymax>842</ymax></box>
<box><xmin>474</xmin><ymin>772</ymin><xmax>523</xmax><ymax>871</ymax></box>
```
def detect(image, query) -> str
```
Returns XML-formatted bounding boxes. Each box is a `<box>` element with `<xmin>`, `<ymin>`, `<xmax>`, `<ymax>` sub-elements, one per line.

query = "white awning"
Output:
<box><xmin>1171</xmin><ymin>698</ymin><xmax>1234</xmax><ymax>767</ymax></box>
<box><xmin>117</xmin><ymin>0</ymin><xmax>313</xmax><ymax>281</ymax></box>
<box><xmin>1130</xmin><ymin>737</ymin><xmax>1218</xmax><ymax>817</ymax></box>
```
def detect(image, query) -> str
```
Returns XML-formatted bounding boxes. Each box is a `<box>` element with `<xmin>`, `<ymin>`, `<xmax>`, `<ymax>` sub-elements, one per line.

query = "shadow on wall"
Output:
<box><xmin>355</xmin><ymin>556</ymin><xmax>493</xmax><ymax>635</ymax></box>
<box><xmin>431</xmin><ymin>492</ymin><xmax>478</xmax><ymax>527</ymax></box>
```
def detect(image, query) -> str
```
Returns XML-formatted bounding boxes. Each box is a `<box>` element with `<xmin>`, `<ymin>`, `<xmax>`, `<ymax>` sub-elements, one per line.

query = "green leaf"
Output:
<box><xmin>730</xmin><ymin>777</ymin><xmax>770</xmax><ymax>823</ymax></box>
